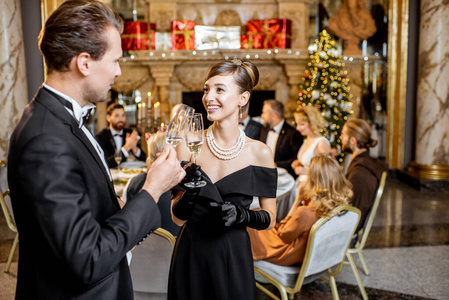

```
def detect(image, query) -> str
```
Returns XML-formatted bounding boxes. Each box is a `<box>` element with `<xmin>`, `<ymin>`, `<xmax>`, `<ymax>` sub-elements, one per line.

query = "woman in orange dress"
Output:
<box><xmin>248</xmin><ymin>154</ymin><xmax>353</xmax><ymax>266</ymax></box>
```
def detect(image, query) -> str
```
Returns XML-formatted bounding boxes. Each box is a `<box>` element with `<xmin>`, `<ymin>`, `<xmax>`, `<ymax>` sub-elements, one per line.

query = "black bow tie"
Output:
<box><xmin>268</xmin><ymin>127</ymin><xmax>275</xmax><ymax>132</ymax></box>
<box><xmin>113</xmin><ymin>133</ymin><xmax>122</xmax><ymax>137</ymax></box>
<box><xmin>239</xmin><ymin>122</ymin><xmax>245</xmax><ymax>126</ymax></box>
<box><xmin>51</xmin><ymin>91</ymin><xmax>91</xmax><ymax>126</ymax></box>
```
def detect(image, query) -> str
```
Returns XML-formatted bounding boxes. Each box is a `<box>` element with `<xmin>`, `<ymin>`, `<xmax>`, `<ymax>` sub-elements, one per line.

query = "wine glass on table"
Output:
<box><xmin>184</xmin><ymin>113</ymin><xmax>206</xmax><ymax>188</ymax></box>
<box><xmin>166</xmin><ymin>104</ymin><xmax>194</xmax><ymax>148</ymax></box>
<box><xmin>114</xmin><ymin>149</ymin><xmax>122</xmax><ymax>172</ymax></box>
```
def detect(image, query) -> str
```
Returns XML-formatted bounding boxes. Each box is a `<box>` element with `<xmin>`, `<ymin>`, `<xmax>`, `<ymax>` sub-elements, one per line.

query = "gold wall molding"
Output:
<box><xmin>408</xmin><ymin>162</ymin><xmax>449</xmax><ymax>181</ymax></box>
<box><xmin>386</xmin><ymin>0</ymin><xmax>409</xmax><ymax>170</ymax></box>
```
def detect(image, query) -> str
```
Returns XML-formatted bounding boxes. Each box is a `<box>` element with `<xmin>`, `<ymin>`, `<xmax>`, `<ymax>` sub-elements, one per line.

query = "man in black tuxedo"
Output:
<box><xmin>96</xmin><ymin>103</ymin><xmax>146</xmax><ymax>168</ymax></box>
<box><xmin>7</xmin><ymin>1</ymin><xmax>184</xmax><ymax>299</ymax></box>
<box><xmin>238</xmin><ymin>103</ymin><xmax>263</xmax><ymax>140</ymax></box>
<box><xmin>260</xmin><ymin>99</ymin><xmax>303</xmax><ymax>177</ymax></box>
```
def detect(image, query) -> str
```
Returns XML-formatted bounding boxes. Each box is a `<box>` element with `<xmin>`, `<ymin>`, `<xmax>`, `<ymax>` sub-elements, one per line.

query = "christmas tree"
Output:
<box><xmin>298</xmin><ymin>30</ymin><xmax>353</xmax><ymax>163</ymax></box>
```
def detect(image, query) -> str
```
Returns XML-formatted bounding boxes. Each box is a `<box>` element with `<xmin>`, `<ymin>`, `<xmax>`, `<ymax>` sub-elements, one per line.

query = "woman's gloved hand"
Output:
<box><xmin>172</xmin><ymin>163</ymin><xmax>203</xmax><ymax>220</ymax></box>
<box><xmin>210</xmin><ymin>202</ymin><xmax>271</xmax><ymax>230</ymax></box>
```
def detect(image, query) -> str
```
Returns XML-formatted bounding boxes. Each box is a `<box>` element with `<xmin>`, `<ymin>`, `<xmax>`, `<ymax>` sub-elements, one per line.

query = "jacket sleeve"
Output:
<box><xmin>17</xmin><ymin>133</ymin><xmax>161</xmax><ymax>284</ymax></box>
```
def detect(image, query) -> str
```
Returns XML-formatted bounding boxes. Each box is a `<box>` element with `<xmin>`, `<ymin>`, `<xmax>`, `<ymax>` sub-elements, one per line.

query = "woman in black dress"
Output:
<box><xmin>168</xmin><ymin>60</ymin><xmax>277</xmax><ymax>299</ymax></box>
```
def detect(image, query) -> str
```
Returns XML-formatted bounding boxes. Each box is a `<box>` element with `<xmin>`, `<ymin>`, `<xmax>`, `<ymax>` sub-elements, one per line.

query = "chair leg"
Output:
<box><xmin>328</xmin><ymin>275</ymin><xmax>340</xmax><ymax>300</ymax></box>
<box><xmin>5</xmin><ymin>233</ymin><xmax>18</xmax><ymax>273</ymax></box>
<box><xmin>357</xmin><ymin>250</ymin><xmax>370</xmax><ymax>275</ymax></box>
<box><xmin>255</xmin><ymin>282</ymin><xmax>281</xmax><ymax>300</ymax></box>
<box><xmin>346</xmin><ymin>252</ymin><xmax>368</xmax><ymax>300</ymax></box>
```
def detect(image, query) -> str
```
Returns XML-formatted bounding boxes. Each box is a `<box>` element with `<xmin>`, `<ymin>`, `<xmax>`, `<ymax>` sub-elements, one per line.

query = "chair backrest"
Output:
<box><xmin>294</xmin><ymin>204</ymin><xmax>360</xmax><ymax>289</ymax></box>
<box><xmin>0</xmin><ymin>160</ymin><xmax>16</xmax><ymax>232</ymax></box>
<box><xmin>356</xmin><ymin>171</ymin><xmax>387</xmax><ymax>249</ymax></box>
<box><xmin>129</xmin><ymin>227</ymin><xmax>176</xmax><ymax>295</ymax></box>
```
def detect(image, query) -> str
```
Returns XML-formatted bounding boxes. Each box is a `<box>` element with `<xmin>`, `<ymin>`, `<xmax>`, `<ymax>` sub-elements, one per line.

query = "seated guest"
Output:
<box><xmin>260</xmin><ymin>99</ymin><xmax>303</xmax><ymax>177</ymax></box>
<box><xmin>248</xmin><ymin>154</ymin><xmax>352</xmax><ymax>266</ymax></box>
<box><xmin>123</xmin><ymin>132</ymin><xmax>181</xmax><ymax>237</ymax></box>
<box><xmin>291</xmin><ymin>106</ymin><xmax>333</xmax><ymax>182</ymax></box>
<box><xmin>95</xmin><ymin>103</ymin><xmax>146</xmax><ymax>168</ymax></box>
<box><xmin>239</xmin><ymin>102</ymin><xmax>263</xmax><ymax>140</ymax></box>
<box><xmin>341</xmin><ymin>118</ymin><xmax>387</xmax><ymax>232</ymax></box>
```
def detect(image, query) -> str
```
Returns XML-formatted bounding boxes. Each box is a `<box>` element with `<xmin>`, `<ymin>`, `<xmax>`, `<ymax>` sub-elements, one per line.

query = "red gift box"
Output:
<box><xmin>122</xmin><ymin>21</ymin><xmax>156</xmax><ymax>50</ymax></box>
<box><xmin>240</xmin><ymin>34</ymin><xmax>263</xmax><ymax>49</ymax></box>
<box><xmin>171</xmin><ymin>20</ymin><xmax>195</xmax><ymax>50</ymax></box>
<box><xmin>246</xmin><ymin>19</ymin><xmax>292</xmax><ymax>49</ymax></box>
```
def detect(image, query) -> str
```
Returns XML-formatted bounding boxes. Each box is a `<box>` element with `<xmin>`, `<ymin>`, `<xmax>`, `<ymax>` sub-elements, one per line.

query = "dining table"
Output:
<box><xmin>111</xmin><ymin>160</ymin><xmax>147</xmax><ymax>197</ymax></box>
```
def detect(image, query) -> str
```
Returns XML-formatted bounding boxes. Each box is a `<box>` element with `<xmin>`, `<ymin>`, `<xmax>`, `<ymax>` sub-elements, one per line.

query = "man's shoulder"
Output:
<box><xmin>96</xmin><ymin>128</ymin><xmax>111</xmax><ymax>137</ymax></box>
<box><xmin>248</xmin><ymin>119</ymin><xmax>263</xmax><ymax>128</ymax></box>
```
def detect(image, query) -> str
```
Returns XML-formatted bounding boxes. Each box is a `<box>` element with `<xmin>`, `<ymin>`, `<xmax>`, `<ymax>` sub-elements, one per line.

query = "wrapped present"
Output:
<box><xmin>240</xmin><ymin>34</ymin><xmax>263</xmax><ymax>49</ymax></box>
<box><xmin>122</xmin><ymin>21</ymin><xmax>156</xmax><ymax>50</ymax></box>
<box><xmin>246</xmin><ymin>19</ymin><xmax>292</xmax><ymax>49</ymax></box>
<box><xmin>156</xmin><ymin>32</ymin><xmax>173</xmax><ymax>51</ymax></box>
<box><xmin>194</xmin><ymin>25</ymin><xmax>241</xmax><ymax>50</ymax></box>
<box><xmin>171</xmin><ymin>20</ymin><xmax>195</xmax><ymax>50</ymax></box>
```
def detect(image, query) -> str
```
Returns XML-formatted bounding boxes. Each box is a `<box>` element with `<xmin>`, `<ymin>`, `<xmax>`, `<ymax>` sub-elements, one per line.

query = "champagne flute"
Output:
<box><xmin>114</xmin><ymin>150</ymin><xmax>122</xmax><ymax>172</ymax></box>
<box><xmin>184</xmin><ymin>113</ymin><xmax>206</xmax><ymax>188</ymax></box>
<box><xmin>166</xmin><ymin>104</ymin><xmax>194</xmax><ymax>148</ymax></box>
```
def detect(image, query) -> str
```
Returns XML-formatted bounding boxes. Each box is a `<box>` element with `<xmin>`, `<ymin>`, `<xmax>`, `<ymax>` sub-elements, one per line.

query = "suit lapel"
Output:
<box><xmin>275</xmin><ymin>122</ymin><xmax>288</xmax><ymax>157</ymax></box>
<box><xmin>36</xmin><ymin>88</ymin><xmax>115</xmax><ymax>194</ymax></box>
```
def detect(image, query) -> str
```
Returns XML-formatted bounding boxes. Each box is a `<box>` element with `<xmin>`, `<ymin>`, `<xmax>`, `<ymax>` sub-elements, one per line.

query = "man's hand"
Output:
<box><xmin>142</xmin><ymin>147</ymin><xmax>185</xmax><ymax>201</ymax></box>
<box><xmin>123</xmin><ymin>130</ymin><xmax>140</xmax><ymax>153</ymax></box>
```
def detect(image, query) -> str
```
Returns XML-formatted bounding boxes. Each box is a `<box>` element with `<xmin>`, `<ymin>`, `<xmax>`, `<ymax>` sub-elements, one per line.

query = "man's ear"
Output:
<box><xmin>106</xmin><ymin>114</ymin><xmax>111</xmax><ymax>124</ymax></box>
<box><xmin>349</xmin><ymin>136</ymin><xmax>357</xmax><ymax>147</ymax></box>
<box><xmin>239</xmin><ymin>91</ymin><xmax>250</xmax><ymax>107</ymax></box>
<box><xmin>75</xmin><ymin>52</ymin><xmax>91</xmax><ymax>76</ymax></box>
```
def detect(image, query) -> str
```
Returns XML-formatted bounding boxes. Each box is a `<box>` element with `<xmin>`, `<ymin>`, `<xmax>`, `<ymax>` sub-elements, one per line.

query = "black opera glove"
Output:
<box><xmin>212</xmin><ymin>202</ymin><xmax>271</xmax><ymax>230</ymax></box>
<box><xmin>172</xmin><ymin>163</ymin><xmax>203</xmax><ymax>220</ymax></box>
<box><xmin>180</xmin><ymin>162</ymin><xmax>203</xmax><ymax>196</ymax></box>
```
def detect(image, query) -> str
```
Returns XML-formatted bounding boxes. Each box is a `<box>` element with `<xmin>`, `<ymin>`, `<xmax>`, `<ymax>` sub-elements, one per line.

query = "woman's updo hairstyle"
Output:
<box><xmin>204</xmin><ymin>60</ymin><xmax>259</xmax><ymax>94</ymax></box>
<box><xmin>344</xmin><ymin>118</ymin><xmax>377</xmax><ymax>149</ymax></box>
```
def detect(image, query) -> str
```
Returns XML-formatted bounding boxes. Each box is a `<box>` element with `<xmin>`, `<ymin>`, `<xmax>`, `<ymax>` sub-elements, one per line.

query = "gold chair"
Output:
<box><xmin>344</xmin><ymin>171</ymin><xmax>388</xmax><ymax>300</ymax></box>
<box><xmin>0</xmin><ymin>160</ymin><xmax>18</xmax><ymax>273</ymax></box>
<box><xmin>129</xmin><ymin>227</ymin><xmax>176</xmax><ymax>299</ymax></box>
<box><xmin>254</xmin><ymin>204</ymin><xmax>361</xmax><ymax>300</ymax></box>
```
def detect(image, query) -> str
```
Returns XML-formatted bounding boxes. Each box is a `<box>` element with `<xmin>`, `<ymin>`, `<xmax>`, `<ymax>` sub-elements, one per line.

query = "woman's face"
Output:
<box><xmin>202</xmin><ymin>74</ymin><xmax>244</xmax><ymax>122</ymax></box>
<box><xmin>296</xmin><ymin>120</ymin><xmax>312</xmax><ymax>137</ymax></box>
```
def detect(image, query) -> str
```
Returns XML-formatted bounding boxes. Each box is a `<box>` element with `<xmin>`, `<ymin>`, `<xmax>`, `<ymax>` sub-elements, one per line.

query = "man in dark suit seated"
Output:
<box><xmin>7</xmin><ymin>2</ymin><xmax>185</xmax><ymax>299</ymax></box>
<box><xmin>260</xmin><ymin>99</ymin><xmax>303</xmax><ymax>177</ymax></box>
<box><xmin>96</xmin><ymin>103</ymin><xmax>146</xmax><ymax>168</ymax></box>
<box><xmin>239</xmin><ymin>103</ymin><xmax>263</xmax><ymax>140</ymax></box>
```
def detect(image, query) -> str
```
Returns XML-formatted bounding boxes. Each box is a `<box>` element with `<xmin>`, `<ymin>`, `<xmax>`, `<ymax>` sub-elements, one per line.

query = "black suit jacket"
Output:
<box><xmin>8</xmin><ymin>87</ymin><xmax>161</xmax><ymax>300</ymax></box>
<box><xmin>244</xmin><ymin>118</ymin><xmax>263</xmax><ymax>140</ymax></box>
<box><xmin>95</xmin><ymin>128</ymin><xmax>146</xmax><ymax>168</ymax></box>
<box><xmin>260</xmin><ymin>121</ymin><xmax>303</xmax><ymax>177</ymax></box>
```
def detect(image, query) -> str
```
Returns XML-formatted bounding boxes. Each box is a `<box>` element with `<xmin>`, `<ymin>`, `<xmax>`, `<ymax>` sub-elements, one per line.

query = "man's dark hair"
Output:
<box><xmin>39</xmin><ymin>0</ymin><xmax>123</xmax><ymax>74</ymax></box>
<box><xmin>106</xmin><ymin>103</ymin><xmax>124</xmax><ymax>116</ymax></box>
<box><xmin>264</xmin><ymin>99</ymin><xmax>284</xmax><ymax>118</ymax></box>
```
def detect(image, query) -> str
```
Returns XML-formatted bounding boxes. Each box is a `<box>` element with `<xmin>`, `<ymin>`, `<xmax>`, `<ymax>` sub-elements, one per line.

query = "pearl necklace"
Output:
<box><xmin>206</xmin><ymin>127</ymin><xmax>245</xmax><ymax>160</ymax></box>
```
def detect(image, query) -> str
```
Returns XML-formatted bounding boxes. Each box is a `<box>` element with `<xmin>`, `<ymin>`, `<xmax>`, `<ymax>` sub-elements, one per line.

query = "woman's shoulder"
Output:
<box><xmin>245</xmin><ymin>138</ymin><xmax>275</xmax><ymax>168</ymax></box>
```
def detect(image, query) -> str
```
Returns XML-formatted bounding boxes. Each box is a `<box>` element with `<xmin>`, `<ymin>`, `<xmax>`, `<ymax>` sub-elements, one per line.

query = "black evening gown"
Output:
<box><xmin>168</xmin><ymin>165</ymin><xmax>277</xmax><ymax>300</ymax></box>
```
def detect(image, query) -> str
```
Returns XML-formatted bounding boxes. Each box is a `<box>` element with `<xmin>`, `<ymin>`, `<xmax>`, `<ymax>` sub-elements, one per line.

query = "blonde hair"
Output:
<box><xmin>146</xmin><ymin>131</ymin><xmax>166</xmax><ymax>167</ymax></box>
<box><xmin>294</xmin><ymin>106</ymin><xmax>327</xmax><ymax>134</ymax></box>
<box><xmin>299</xmin><ymin>154</ymin><xmax>353</xmax><ymax>218</ymax></box>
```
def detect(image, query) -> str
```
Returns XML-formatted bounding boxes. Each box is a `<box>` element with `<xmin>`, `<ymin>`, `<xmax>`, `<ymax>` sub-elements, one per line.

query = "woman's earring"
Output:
<box><xmin>239</xmin><ymin>106</ymin><xmax>243</xmax><ymax>119</ymax></box>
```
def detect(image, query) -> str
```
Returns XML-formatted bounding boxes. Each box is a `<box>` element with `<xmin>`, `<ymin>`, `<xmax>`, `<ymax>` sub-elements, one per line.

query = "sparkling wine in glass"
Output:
<box><xmin>184</xmin><ymin>113</ymin><xmax>206</xmax><ymax>188</ymax></box>
<box><xmin>114</xmin><ymin>150</ymin><xmax>122</xmax><ymax>172</ymax></box>
<box><xmin>166</xmin><ymin>104</ymin><xmax>194</xmax><ymax>148</ymax></box>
